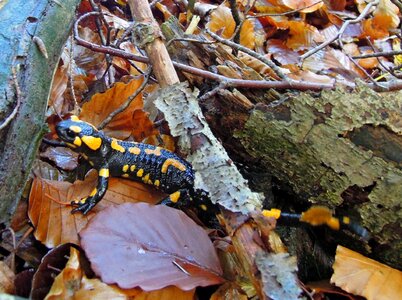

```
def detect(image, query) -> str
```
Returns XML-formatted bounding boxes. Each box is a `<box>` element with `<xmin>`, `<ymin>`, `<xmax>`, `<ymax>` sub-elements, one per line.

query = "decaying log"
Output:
<box><xmin>234</xmin><ymin>87</ymin><xmax>402</xmax><ymax>269</ymax></box>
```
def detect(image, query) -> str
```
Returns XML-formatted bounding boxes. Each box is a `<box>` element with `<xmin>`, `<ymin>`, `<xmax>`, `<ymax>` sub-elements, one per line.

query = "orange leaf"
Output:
<box><xmin>331</xmin><ymin>245</ymin><xmax>402</xmax><ymax>300</ymax></box>
<box><xmin>282</xmin><ymin>0</ymin><xmax>324</xmax><ymax>13</ymax></box>
<box><xmin>44</xmin><ymin>247</ymin><xmax>140</xmax><ymax>299</ymax></box>
<box><xmin>361</xmin><ymin>14</ymin><xmax>393</xmax><ymax>40</ymax></box>
<box><xmin>80</xmin><ymin>203</ymin><xmax>224</xmax><ymax>290</ymax></box>
<box><xmin>49</xmin><ymin>63</ymin><xmax>68</xmax><ymax>116</ymax></box>
<box><xmin>29</xmin><ymin>171</ymin><xmax>164</xmax><ymax>248</ymax></box>
<box><xmin>279</xmin><ymin>20</ymin><xmax>318</xmax><ymax>50</ymax></box>
<box><xmin>80</xmin><ymin>79</ymin><xmax>147</xmax><ymax>140</ymax></box>
<box><xmin>240</xmin><ymin>19</ymin><xmax>255</xmax><ymax>49</ymax></box>
<box><xmin>44</xmin><ymin>247</ymin><xmax>83</xmax><ymax>300</ymax></box>
<box><xmin>206</xmin><ymin>4</ymin><xmax>235</xmax><ymax>39</ymax></box>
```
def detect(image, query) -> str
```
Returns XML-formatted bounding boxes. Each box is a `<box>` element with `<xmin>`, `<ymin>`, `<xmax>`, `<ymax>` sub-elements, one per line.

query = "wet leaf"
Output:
<box><xmin>80</xmin><ymin>203</ymin><xmax>224</xmax><ymax>290</ymax></box>
<box><xmin>331</xmin><ymin>245</ymin><xmax>402</xmax><ymax>300</ymax></box>
<box><xmin>40</xmin><ymin>147</ymin><xmax>79</xmax><ymax>171</ymax></box>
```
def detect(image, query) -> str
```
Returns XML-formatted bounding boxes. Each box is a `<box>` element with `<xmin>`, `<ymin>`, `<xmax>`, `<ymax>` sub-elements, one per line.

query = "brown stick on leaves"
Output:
<box><xmin>127</xmin><ymin>0</ymin><xmax>179</xmax><ymax>87</ymax></box>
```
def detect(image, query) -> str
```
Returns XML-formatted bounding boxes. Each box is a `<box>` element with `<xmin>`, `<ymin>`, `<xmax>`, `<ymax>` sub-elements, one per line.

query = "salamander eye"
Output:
<box><xmin>66</xmin><ymin>128</ymin><xmax>76</xmax><ymax>138</ymax></box>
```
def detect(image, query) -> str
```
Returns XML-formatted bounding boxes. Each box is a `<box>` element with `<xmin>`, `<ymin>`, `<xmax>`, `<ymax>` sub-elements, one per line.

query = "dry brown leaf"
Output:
<box><xmin>282</xmin><ymin>0</ymin><xmax>324</xmax><ymax>13</ymax></box>
<box><xmin>210</xmin><ymin>282</ymin><xmax>248</xmax><ymax>300</ymax></box>
<box><xmin>240</xmin><ymin>19</ymin><xmax>256</xmax><ymax>49</ymax></box>
<box><xmin>134</xmin><ymin>286</ymin><xmax>195</xmax><ymax>300</ymax></box>
<box><xmin>206</xmin><ymin>4</ymin><xmax>235</xmax><ymax>39</ymax></box>
<box><xmin>0</xmin><ymin>261</ymin><xmax>15</xmax><ymax>294</ymax></box>
<box><xmin>331</xmin><ymin>245</ymin><xmax>402</xmax><ymax>300</ymax></box>
<box><xmin>361</xmin><ymin>15</ymin><xmax>394</xmax><ymax>40</ymax></box>
<box><xmin>29</xmin><ymin>171</ymin><xmax>164</xmax><ymax>247</ymax></box>
<box><xmin>44</xmin><ymin>247</ymin><xmax>82</xmax><ymax>300</ymax></box>
<box><xmin>49</xmin><ymin>63</ymin><xmax>68</xmax><ymax>116</ymax></box>
<box><xmin>278</xmin><ymin>20</ymin><xmax>318</xmax><ymax>50</ymax></box>
<box><xmin>80</xmin><ymin>79</ymin><xmax>146</xmax><ymax>140</ymax></box>
<box><xmin>374</xmin><ymin>0</ymin><xmax>400</xmax><ymax>29</ymax></box>
<box><xmin>44</xmin><ymin>247</ymin><xmax>137</xmax><ymax>300</ymax></box>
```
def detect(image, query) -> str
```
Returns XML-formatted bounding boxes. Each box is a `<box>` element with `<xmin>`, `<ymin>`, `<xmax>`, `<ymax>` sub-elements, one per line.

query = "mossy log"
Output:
<box><xmin>0</xmin><ymin>0</ymin><xmax>81</xmax><ymax>223</ymax></box>
<box><xmin>234</xmin><ymin>86</ymin><xmax>402</xmax><ymax>269</ymax></box>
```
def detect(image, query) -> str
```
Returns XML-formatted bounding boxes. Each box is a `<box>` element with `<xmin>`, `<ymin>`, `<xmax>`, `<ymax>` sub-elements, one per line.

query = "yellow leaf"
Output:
<box><xmin>206</xmin><ymin>4</ymin><xmax>235</xmax><ymax>39</ymax></box>
<box><xmin>331</xmin><ymin>246</ymin><xmax>402</xmax><ymax>300</ymax></box>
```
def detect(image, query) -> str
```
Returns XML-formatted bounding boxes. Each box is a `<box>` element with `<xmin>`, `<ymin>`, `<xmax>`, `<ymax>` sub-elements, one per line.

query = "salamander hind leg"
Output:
<box><xmin>159</xmin><ymin>189</ymin><xmax>191</xmax><ymax>207</ymax></box>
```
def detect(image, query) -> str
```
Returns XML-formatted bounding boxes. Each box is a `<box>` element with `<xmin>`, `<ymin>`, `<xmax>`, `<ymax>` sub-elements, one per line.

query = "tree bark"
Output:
<box><xmin>0</xmin><ymin>0</ymin><xmax>81</xmax><ymax>224</ymax></box>
<box><xmin>233</xmin><ymin>87</ymin><xmax>402</xmax><ymax>269</ymax></box>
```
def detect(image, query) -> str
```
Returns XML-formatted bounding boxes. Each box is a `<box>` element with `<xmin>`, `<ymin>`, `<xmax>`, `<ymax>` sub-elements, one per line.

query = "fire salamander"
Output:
<box><xmin>56</xmin><ymin>115</ymin><xmax>208</xmax><ymax>214</ymax></box>
<box><xmin>56</xmin><ymin>116</ymin><xmax>369</xmax><ymax>238</ymax></box>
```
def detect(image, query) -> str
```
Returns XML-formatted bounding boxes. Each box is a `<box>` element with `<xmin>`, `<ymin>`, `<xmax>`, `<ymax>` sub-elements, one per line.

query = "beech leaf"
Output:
<box><xmin>80</xmin><ymin>203</ymin><xmax>224</xmax><ymax>291</ymax></box>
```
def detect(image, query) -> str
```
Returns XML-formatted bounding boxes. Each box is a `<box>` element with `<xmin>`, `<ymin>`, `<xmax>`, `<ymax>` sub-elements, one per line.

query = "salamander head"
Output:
<box><xmin>56</xmin><ymin>116</ymin><xmax>103</xmax><ymax>152</ymax></box>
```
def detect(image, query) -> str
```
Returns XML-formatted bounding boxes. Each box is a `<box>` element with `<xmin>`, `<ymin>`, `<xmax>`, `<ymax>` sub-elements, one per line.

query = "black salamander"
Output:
<box><xmin>56</xmin><ymin>115</ymin><xmax>208</xmax><ymax>214</ymax></box>
<box><xmin>55</xmin><ymin>116</ymin><xmax>369</xmax><ymax>238</ymax></box>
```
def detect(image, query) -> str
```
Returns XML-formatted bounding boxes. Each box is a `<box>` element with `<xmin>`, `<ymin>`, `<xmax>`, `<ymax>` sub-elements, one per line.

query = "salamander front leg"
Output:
<box><xmin>71</xmin><ymin>168</ymin><xmax>109</xmax><ymax>215</ymax></box>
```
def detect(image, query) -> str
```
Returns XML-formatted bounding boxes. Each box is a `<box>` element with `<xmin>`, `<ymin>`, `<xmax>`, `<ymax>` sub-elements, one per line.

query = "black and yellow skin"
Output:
<box><xmin>56</xmin><ymin>115</ymin><xmax>204</xmax><ymax>214</ymax></box>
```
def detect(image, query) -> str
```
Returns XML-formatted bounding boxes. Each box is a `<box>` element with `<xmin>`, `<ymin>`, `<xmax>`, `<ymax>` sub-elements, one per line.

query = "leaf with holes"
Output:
<box><xmin>80</xmin><ymin>203</ymin><xmax>224</xmax><ymax>291</ymax></box>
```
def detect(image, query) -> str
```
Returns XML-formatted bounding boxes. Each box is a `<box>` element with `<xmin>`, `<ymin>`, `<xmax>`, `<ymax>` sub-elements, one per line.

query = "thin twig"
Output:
<box><xmin>205</xmin><ymin>28</ymin><xmax>290</xmax><ymax>81</ymax></box>
<box><xmin>0</xmin><ymin>63</ymin><xmax>22</xmax><ymax>130</ymax></box>
<box><xmin>166</xmin><ymin>37</ymin><xmax>216</xmax><ymax>49</ymax></box>
<box><xmin>353</xmin><ymin>49</ymin><xmax>402</xmax><ymax>59</ymax></box>
<box><xmin>249</xmin><ymin>0</ymin><xmax>323</xmax><ymax>18</ymax></box>
<box><xmin>69</xmin><ymin>34</ymin><xmax>79</xmax><ymax>113</ymax></box>
<box><xmin>98</xmin><ymin>67</ymin><xmax>153</xmax><ymax>130</ymax></box>
<box><xmin>228</xmin><ymin>0</ymin><xmax>242</xmax><ymax>44</ymax></box>
<box><xmin>198</xmin><ymin>81</ymin><xmax>229</xmax><ymax>102</ymax></box>
<box><xmin>301</xmin><ymin>0</ymin><xmax>379</xmax><ymax>61</ymax></box>
<box><xmin>366</xmin><ymin>38</ymin><xmax>402</xmax><ymax>79</ymax></box>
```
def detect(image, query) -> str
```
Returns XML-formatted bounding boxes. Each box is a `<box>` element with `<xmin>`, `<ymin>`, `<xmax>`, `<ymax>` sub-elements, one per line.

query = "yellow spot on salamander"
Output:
<box><xmin>129</xmin><ymin>147</ymin><xmax>141</xmax><ymax>155</ymax></box>
<box><xmin>169</xmin><ymin>191</ymin><xmax>181</xmax><ymax>203</ymax></box>
<box><xmin>82</xmin><ymin>136</ymin><xmax>102</xmax><ymax>150</ymax></box>
<box><xmin>199</xmin><ymin>204</ymin><xmax>208</xmax><ymax>211</ymax></box>
<box><xmin>130</xmin><ymin>165</ymin><xmax>136</xmax><ymax>172</ymax></box>
<box><xmin>161</xmin><ymin>159</ymin><xmax>187</xmax><ymax>173</ymax></box>
<box><xmin>70</xmin><ymin>115</ymin><xmax>82</xmax><ymax>122</ymax></box>
<box><xmin>262</xmin><ymin>208</ymin><xmax>282</xmax><ymax>220</ymax></box>
<box><xmin>111</xmin><ymin>139</ymin><xmax>125</xmax><ymax>152</ymax></box>
<box><xmin>122</xmin><ymin>165</ymin><xmax>129</xmax><ymax>172</ymax></box>
<box><xmin>154</xmin><ymin>180</ymin><xmax>160</xmax><ymax>187</ymax></box>
<box><xmin>89</xmin><ymin>188</ymin><xmax>97</xmax><ymax>197</ymax></box>
<box><xmin>80</xmin><ymin>197</ymin><xmax>87</xmax><ymax>204</ymax></box>
<box><xmin>145</xmin><ymin>147</ymin><xmax>162</xmax><ymax>156</ymax></box>
<box><xmin>70</xmin><ymin>125</ymin><xmax>82</xmax><ymax>133</ymax></box>
<box><xmin>137</xmin><ymin>169</ymin><xmax>144</xmax><ymax>177</ymax></box>
<box><xmin>122</xmin><ymin>174</ymin><xmax>129</xmax><ymax>178</ymax></box>
<box><xmin>99</xmin><ymin>168</ymin><xmax>109</xmax><ymax>178</ymax></box>
<box><xmin>73</xmin><ymin>137</ymin><xmax>82</xmax><ymax>147</ymax></box>
<box><xmin>342</xmin><ymin>216</ymin><xmax>350</xmax><ymax>224</ymax></box>
<box><xmin>142</xmin><ymin>173</ymin><xmax>150</xmax><ymax>183</ymax></box>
